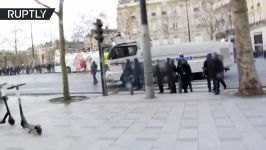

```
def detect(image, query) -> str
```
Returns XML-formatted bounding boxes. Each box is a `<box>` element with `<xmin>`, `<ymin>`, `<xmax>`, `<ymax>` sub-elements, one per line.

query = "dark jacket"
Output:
<box><xmin>155</xmin><ymin>64</ymin><xmax>164</xmax><ymax>84</ymax></box>
<box><xmin>203</xmin><ymin>59</ymin><xmax>214</xmax><ymax>77</ymax></box>
<box><xmin>122</xmin><ymin>62</ymin><xmax>132</xmax><ymax>83</ymax></box>
<box><xmin>91</xmin><ymin>63</ymin><xmax>97</xmax><ymax>75</ymax></box>
<box><xmin>213</xmin><ymin>58</ymin><xmax>224</xmax><ymax>79</ymax></box>
<box><xmin>133</xmin><ymin>61</ymin><xmax>141</xmax><ymax>80</ymax></box>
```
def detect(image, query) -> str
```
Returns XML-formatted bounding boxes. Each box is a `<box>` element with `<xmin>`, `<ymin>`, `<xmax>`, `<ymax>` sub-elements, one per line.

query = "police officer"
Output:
<box><xmin>132</xmin><ymin>58</ymin><xmax>142</xmax><ymax>90</ymax></box>
<box><xmin>213</xmin><ymin>53</ymin><xmax>225</xmax><ymax>95</ymax></box>
<box><xmin>203</xmin><ymin>53</ymin><xmax>214</xmax><ymax>92</ymax></box>
<box><xmin>169</xmin><ymin>59</ymin><xmax>177</xmax><ymax>93</ymax></box>
<box><xmin>155</xmin><ymin>60</ymin><xmax>164</xmax><ymax>93</ymax></box>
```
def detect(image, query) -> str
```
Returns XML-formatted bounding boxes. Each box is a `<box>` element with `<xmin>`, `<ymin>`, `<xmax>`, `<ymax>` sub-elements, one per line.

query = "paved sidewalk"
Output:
<box><xmin>1</xmin><ymin>91</ymin><xmax>266</xmax><ymax>150</ymax></box>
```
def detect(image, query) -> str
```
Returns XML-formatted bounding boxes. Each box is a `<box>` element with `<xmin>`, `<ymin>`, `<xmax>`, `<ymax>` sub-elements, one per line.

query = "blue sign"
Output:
<box><xmin>176</xmin><ymin>56</ymin><xmax>193</xmax><ymax>61</ymax></box>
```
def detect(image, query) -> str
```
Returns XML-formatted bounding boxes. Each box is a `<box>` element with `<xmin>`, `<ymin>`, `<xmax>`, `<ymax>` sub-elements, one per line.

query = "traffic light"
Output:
<box><xmin>94</xmin><ymin>19</ymin><xmax>104</xmax><ymax>43</ymax></box>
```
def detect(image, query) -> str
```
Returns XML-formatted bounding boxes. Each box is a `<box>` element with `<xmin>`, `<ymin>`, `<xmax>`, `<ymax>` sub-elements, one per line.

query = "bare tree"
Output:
<box><xmin>35</xmin><ymin>0</ymin><xmax>71</xmax><ymax>100</ymax></box>
<box><xmin>199</xmin><ymin>0</ymin><xmax>220</xmax><ymax>40</ymax></box>
<box><xmin>71</xmin><ymin>12</ymin><xmax>107</xmax><ymax>50</ymax></box>
<box><xmin>231</xmin><ymin>0</ymin><xmax>263</xmax><ymax>96</ymax></box>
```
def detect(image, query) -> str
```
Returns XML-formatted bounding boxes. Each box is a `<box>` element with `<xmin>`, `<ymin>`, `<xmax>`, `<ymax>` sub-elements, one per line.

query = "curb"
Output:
<box><xmin>7</xmin><ymin>92</ymin><xmax>102</xmax><ymax>96</ymax></box>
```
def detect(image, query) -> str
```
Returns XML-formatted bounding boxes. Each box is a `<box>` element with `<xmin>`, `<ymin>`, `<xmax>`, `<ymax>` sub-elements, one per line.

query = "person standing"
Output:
<box><xmin>121</xmin><ymin>59</ymin><xmax>132</xmax><ymax>87</ymax></box>
<box><xmin>155</xmin><ymin>60</ymin><xmax>164</xmax><ymax>93</ymax></box>
<box><xmin>213</xmin><ymin>53</ymin><xmax>226</xmax><ymax>95</ymax></box>
<box><xmin>203</xmin><ymin>53</ymin><xmax>214</xmax><ymax>92</ymax></box>
<box><xmin>185</xmin><ymin>61</ymin><xmax>193</xmax><ymax>92</ymax></box>
<box><xmin>179</xmin><ymin>54</ymin><xmax>193</xmax><ymax>92</ymax></box>
<box><xmin>179</xmin><ymin>60</ymin><xmax>192</xmax><ymax>93</ymax></box>
<box><xmin>166</xmin><ymin>58</ymin><xmax>171</xmax><ymax>90</ymax></box>
<box><xmin>132</xmin><ymin>58</ymin><xmax>142</xmax><ymax>90</ymax></box>
<box><xmin>169</xmin><ymin>59</ymin><xmax>177</xmax><ymax>93</ymax></box>
<box><xmin>91</xmin><ymin>61</ymin><xmax>98</xmax><ymax>85</ymax></box>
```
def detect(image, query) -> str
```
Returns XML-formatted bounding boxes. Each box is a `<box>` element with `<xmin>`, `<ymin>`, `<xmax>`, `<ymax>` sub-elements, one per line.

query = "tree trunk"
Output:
<box><xmin>59</xmin><ymin>0</ymin><xmax>71</xmax><ymax>100</ymax></box>
<box><xmin>231</xmin><ymin>0</ymin><xmax>263</xmax><ymax>96</ymax></box>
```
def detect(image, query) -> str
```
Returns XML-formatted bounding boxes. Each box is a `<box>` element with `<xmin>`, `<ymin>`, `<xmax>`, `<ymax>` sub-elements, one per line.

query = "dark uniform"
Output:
<box><xmin>121</xmin><ymin>59</ymin><xmax>132</xmax><ymax>87</ymax></box>
<box><xmin>203</xmin><ymin>53</ymin><xmax>214</xmax><ymax>92</ymax></box>
<box><xmin>155</xmin><ymin>60</ymin><xmax>164</xmax><ymax>93</ymax></box>
<box><xmin>91</xmin><ymin>61</ymin><xmax>98</xmax><ymax>85</ymax></box>
<box><xmin>166</xmin><ymin>58</ymin><xmax>171</xmax><ymax>89</ymax></box>
<box><xmin>169</xmin><ymin>60</ymin><xmax>177</xmax><ymax>93</ymax></box>
<box><xmin>132</xmin><ymin>58</ymin><xmax>142</xmax><ymax>90</ymax></box>
<box><xmin>213</xmin><ymin>54</ymin><xmax>225</xmax><ymax>95</ymax></box>
<box><xmin>178</xmin><ymin>61</ymin><xmax>192</xmax><ymax>93</ymax></box>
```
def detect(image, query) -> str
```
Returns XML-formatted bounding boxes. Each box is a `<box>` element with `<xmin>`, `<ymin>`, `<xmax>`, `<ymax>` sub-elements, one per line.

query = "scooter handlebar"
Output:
<box><xmin>7</xmin><ymin>83</ymin><xmax>26</xmax><ymax>90</ymax></box>
<box><xmin>0</xmin><ymin>83</ymin><xmax>7</xmax><ymax>86</ymax></box>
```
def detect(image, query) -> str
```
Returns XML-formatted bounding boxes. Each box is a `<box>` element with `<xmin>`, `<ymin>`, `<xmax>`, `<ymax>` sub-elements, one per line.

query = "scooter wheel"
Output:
<box><xmin>36</xmin><ymin>126</ymin><xmax>42</xmax><ymax>135</ymax></box>
<box><xmin>8</xmin><ymin>117</ymin><xmax>15</xmax><ymax>125</ymax></box>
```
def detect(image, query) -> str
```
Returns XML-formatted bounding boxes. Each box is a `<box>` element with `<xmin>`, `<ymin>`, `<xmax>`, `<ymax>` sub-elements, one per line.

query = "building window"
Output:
<box><xmin>194</xmin><ymin>7</ymin><xmax>199</xmax><ymax>12</ymax></box>
<box><xmin>162</xmin><ymin>11</ymin><xmax>166</xmax><ymax>15</ymax></box>
<box><xmin>251</xmin><ymin>5</ymin><xmax>254</xmax><ymax>10</ymax></box>
<box><xmin>173</xmin><ymin>22</ymin><xmax>178</xmax><ymax>29</ymax></box>
<box><xmin>152</xmin><ymin>12</ymin><xmax>156</xmax><ymax>16</ymax></box>
<box><xmin>172</xmin><ymin>6</ymin><xmax>177</xmax><ymax>14</ymax></box>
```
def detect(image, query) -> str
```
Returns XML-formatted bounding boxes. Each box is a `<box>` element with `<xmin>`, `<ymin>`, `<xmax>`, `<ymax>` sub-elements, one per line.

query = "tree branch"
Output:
<box><xmin>35</xmin><ymin>0</ymin><xmax>59</xmax><ymax>16</ymax></box>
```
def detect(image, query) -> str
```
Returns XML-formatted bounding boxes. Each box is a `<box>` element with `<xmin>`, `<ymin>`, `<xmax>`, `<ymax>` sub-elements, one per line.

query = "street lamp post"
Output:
<box><xmin>185</xmin><ymin>0</ymin><xmax>191</xmax><ymax>42</ymax></box>
<box><xmin>4</xmin><ymin>55</ymin><xmax>7</xmax><ymax>68</ymax></box>
<box><xmin>30</xmin><ymin>21</ymin><xmax>35</xmax><ymax>59</ymax></box>
<box><xmin>139</xmin><ymin>0</ymin><xmax>155</xmax><ymax>99</ymax></box>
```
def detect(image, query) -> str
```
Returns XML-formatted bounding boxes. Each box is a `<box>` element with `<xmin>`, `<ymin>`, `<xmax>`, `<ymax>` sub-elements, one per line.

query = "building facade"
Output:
<box><xmin>117</xmin><ymin>0</ymin><xmax>212</xmax><ymax>46</ymax></box>
<box><xmin>214</xmin><ymin>0</ymin><xmax>266</xmax><ymax>54</ymax></box>
<box><xmin>118</xmin><ymin>0</ymin><xmax>266</xmax><ymax>53</ymax></box>
<box><xmin>84</xmin><ymin>28</ymin><xmax>118</xmax><ymax>51</ymax></box>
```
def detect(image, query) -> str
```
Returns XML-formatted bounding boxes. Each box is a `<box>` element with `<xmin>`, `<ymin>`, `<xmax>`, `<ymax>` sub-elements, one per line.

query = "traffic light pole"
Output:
<box><xmin>139</xmin><ymin>0</ymin><xmax>155</xmax><ymax>99</ymax></box>
<box><xmin>97</xmin><ymin>31</ymin><xmax>108</xmax><ymax>96</ymax></box>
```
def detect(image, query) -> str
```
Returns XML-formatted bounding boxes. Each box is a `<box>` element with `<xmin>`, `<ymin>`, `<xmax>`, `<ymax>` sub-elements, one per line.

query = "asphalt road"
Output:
<box><xmin>0</xmin><ymin>58</ymin><xmax>265</xmax><ymax>95</ymax></box>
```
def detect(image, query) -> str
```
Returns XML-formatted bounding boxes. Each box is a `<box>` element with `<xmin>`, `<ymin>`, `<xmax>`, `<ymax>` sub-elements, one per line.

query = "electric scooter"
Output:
<box><xmin>0</xmin><ymin>83</ymin><xmax>15</xmax><ymax>125</ymax></box>
<box><xmin>7</xmin><ymin>83</ymin><xmax>42</xmax><ymax>135</ymax></box>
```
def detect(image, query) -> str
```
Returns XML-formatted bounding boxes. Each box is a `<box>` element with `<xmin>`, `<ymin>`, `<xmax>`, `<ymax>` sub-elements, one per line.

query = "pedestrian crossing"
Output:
<box><xmin>115</xmin><ymin>80</ymin><xmax>211</xmax><ymax>94</ymax></box>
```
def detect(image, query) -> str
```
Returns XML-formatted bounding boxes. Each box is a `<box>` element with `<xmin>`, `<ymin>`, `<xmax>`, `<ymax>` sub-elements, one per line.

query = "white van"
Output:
<box><xmin>106</xmin><ymin>41</ymin><xmax>234</xmax><ymax>82</ymax></box>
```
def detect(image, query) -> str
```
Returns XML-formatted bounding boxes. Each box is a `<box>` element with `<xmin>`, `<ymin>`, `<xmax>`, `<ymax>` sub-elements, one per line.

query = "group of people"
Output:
<box><xmin>0</xmin><ymin>63</ymin><xmax>54</xmax><ymax>76</ymax></box>
<box><xmin>120</xmin><ymin>55</ymin><xmax>193</xmax><ymax>94</ymax></box>
<box><xmin>121</xmin><ymin>58</ymin><xmax>143</xmax><ymax>90</ymax></box>
<box><xmin>155</xmin><ymin>55</ymin><xmax>193</xmax><ymax>94</ymax></box>
<box><xmin>203</xmin><ymin>53</ymin><xmax>226</xmax><ymax>95</ymax></box>
<box><xmin>120</xmin><ymin>53</ymin><xmax>226</xmax><ymax>95</ymax></box>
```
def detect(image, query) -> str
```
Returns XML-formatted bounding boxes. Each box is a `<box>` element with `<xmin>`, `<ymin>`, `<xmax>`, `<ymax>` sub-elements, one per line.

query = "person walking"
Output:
<box><xmin>132</xmin><ymin>58</ymin><xmax>142</xmax><ymax>90</ymax></box>
<box><xmin>91</xmin><ymin>61</ymin><xmax>98</xmax><ymax>85</ymax></box>
<box><xmin>203</xmin><ymin>53</ymin><xmax>214</xmax><ymax>92</ymax></box>
<box><xmin>155</xmin><ymin>60</ymin><xmax>164</xmax><ymax>93</ymax></box>
<box><xmin>83</xmin><ymin>61</ymin><xmax>87</xmax><ymax>72</ymax></box>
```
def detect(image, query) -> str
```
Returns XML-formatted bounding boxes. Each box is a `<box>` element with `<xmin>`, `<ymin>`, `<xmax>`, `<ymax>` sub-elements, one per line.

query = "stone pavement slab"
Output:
<box><xmin>0</xmin><ymin>92</ymin><xmax>266</xmax><ymax>150</ymax></box>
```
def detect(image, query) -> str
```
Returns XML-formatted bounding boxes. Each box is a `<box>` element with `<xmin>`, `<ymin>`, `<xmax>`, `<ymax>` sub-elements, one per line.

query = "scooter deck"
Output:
<box><xmin>23</xmin><ymin>123</ymin><xmax>42</xmax><ymax>135</ymax></box>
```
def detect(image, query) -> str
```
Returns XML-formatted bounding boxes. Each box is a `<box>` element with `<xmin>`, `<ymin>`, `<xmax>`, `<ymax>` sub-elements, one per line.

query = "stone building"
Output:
<box><xmin>117</xmin><ymin>0</ymin><xmax>210</xmax><ymax>46</ymax></box>
<box><xmin>214</xmin><ymin>0</ymin><xmax>266</xmax><ymax>55</ymax></box>
<box><xmin>117</xmin><ymin>0</ymin><xmax>266</xmax><ymax>53</ymax></box>
<box><xmin>84</xmin><ymin>28</ymin><xmax>118</xmax><ymax>51</ymax></box>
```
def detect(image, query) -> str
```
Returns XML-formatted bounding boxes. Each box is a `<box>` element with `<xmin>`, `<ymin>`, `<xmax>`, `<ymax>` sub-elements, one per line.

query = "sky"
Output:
<box><xmin>0</xmin><ymin>0</ymin><xmax>118</xmax><ymax>51</ymax></box>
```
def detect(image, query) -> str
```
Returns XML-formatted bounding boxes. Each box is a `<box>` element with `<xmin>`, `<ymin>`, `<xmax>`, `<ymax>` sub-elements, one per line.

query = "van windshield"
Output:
<box><xmin>108</xmin><ymin>45</ymin><xmax>137</xmax><ymax>60</ymax></box>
